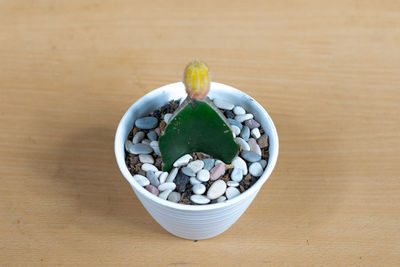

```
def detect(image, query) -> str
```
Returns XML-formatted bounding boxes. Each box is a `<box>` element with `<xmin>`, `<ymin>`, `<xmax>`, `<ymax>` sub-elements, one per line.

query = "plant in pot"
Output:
<box><xmin>115</xmin><ymin>60</ymin><xmax>279</xmax><ymax>239</ymax></box>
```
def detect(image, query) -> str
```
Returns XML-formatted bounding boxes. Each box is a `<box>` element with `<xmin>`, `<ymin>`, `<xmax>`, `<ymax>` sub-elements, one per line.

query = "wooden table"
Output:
<box><xmin>1</xmin><ymin>1</ymin><xmax>399</xmax><ymax>266</ymax></box>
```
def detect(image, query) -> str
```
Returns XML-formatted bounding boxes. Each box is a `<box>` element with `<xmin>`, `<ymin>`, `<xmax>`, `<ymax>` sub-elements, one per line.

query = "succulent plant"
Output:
<box><xmin>159</xmin><ymin>60</ymin><xmax>239</xmax><ymax>171</ymax></box>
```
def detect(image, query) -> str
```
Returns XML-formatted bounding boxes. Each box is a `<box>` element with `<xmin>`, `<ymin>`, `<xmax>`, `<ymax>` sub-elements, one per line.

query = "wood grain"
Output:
<box><xmin>1</xmin><ymin>1</ymin><xmax>399</xmax><ymax>266</ymax></box>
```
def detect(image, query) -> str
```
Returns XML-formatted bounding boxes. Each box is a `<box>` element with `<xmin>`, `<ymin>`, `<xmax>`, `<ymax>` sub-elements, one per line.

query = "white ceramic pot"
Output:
<box><xmin>114</xmin><ymin>82</ymin><xmax>279</xmax><ymax>240</ymax></box>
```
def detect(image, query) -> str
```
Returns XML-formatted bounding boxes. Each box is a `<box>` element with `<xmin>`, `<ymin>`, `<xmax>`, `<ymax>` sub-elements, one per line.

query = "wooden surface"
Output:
<box><xmin>1</xmin><ymin>1</ymin><xmax>399</xmax><ymax>266</ymax></box>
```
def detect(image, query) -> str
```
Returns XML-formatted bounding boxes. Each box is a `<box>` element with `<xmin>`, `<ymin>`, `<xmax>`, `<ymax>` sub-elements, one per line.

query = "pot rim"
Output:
<box><xmin>114</xmin><ymin>82</ymin><xmax>279</xmax><ymax>211</ymax></box>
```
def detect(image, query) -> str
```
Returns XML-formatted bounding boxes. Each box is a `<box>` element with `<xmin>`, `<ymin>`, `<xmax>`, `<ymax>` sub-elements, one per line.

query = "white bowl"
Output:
<box><xmin>114</xmin><ymin>82</ymin><xmax>279</xmax><ymax>240</ymax></box>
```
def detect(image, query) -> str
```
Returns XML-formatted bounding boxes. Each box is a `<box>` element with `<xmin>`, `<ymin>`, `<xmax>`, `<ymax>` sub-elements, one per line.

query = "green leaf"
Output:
<box><xmin>159</xmin><ymin>99</ymin><xmax>239</xmax><ymax>171</ymax></box>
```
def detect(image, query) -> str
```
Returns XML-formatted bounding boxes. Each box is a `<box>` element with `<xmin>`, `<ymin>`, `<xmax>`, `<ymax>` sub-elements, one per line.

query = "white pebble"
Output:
<box><xmin>135</xmin><ymin>116</ymin><xmax>158</xmax><ymax>130</ymax></box>
<box><xmin>259</xmin><ymin>159</ymin><xmax>267</xmax><ymax>169</ymax></box>
<box><xmin>163</xmin><ymin>113</ymin><xmax>173</xmax><ymax>123</ymax></box>
<box><xmin>159</xmin><ymin>172</ymin><xmax>168</xmax><ymax>184</ymax></box>
<box><xmin>207</xmin><ymin>180</ymin><xmax>227</xmax><ymax>200</ymax></box>
<box><xmin>141</xmin><ymin>163</ymin><xmax>158</xmax><ymax>172</ymax></box>
<box><xmin>167</xmin><ymin>191</ymin><xmax>181</xmax><ymax>203</ymax></box>
<box><xmin>192</xmin><ymin>184</ymin><xmax>206</xmax><ymax>195</ymax></box>
<box><xmin>235</xmin><ymin>137</ymin><xmax>250</xmax><ymax>151</ymax></box>
<box><xmin>125</xmin><ymin>140</ymin><xmax>134</xmax><ymax>152</ymax></box>
<box><xmin>150</xmin><ymin>141</ymin><xmax>161</xmax><ymax>156</ymax></box>
<box><xmin>190</xmin><ymin>195</ymin><xmax>211</xmax><ymax>204</ymax></box>
<box><xmin>126</xmin><ymin>141</ymin><xmax>154</xmax><ymax>155</ymax></box>
<box><xmin>154</xmin><ymin>171</ymin><xmax>163</xmax><ymax>178</ymax></box>
<box><xmin>215</xmin><ymin>159</ymin><xmax>224</xmax><ymax>166</ymax></box>
<box><xmin>249</xmin><ymin>162</ymin><xmax>263</xmax><ymax>177</ymax></box>
<box><xmin>233</xmin><ymin>106</ymin><xmax>246</xmax><ymax>115</ymax></box>
<box><xmin>213</xmin><ymin>98</ymin><xmax>234</xmax><ymax>110</ymax></box>
<box><xmin>202</xmin><ymin>159</ymin><xmax>215</xmax><ymax>170</ymax></box>
<box><xmin>231</xmin><ymin>125</ymin><xmax>241</xmax><ymax>136</ymax></box>
<box><xmin>190</xmin><ymin>177</ymin><xmax>202</xmax><ymax>185</ymax></box>
<box><xmin>231</xmin><ymin>156</ymin><xmax>248</xmax><ymax>175</ymax></box>
<box><xmin>227</xmin><ymin>181</ymin><xmax>239</xmax><ymax>187</ymax></box>
<box><xmin>226</xmin><ymin>187</ymin><xmax>241</xmax><ymax>199</ymax></box>
<box><xmin>158</xmin><ymin>182</ymin><xmax>176</xmax><ymax>191</ymax></box>
<box><xmin>141</xmin><ymin>139</ymin><xmax>151</xmax><ymax>145</ymax></box>
<box><xmin>166</xmin><ymin>167</ymin><xmax>178</xmax><ymax>182</ymax></box>
<box><xmin>153</xmin><ymin>146</ymin><xmax>161</xmax><ymax>156</ymax></box>
<box><xmin>146</xmin><ymin>171</ymin><xmax>159</xmax><ymax>187</ymax></box>
<box><xmin>217</xmin><ymin>196</ymin><xmax>227</xmax><ymax>203</ymax></box>
<box><xmin>133</xmin><ymin>174</ymin><xmax>150</xmax><ymax>187</ymax></box>
<box><xmin>248</xmin><ymin>138</ymin><xmax>262</xmax><ymax>156</ymax></box>
<box><xmin>159</xmin><ymin>189</ymin><xmax>172</xmax><ymax>200</ymax></box>
<box><xmin>139</xmin><ymin>154</ymin><xmax>154</xmax><ymax>164</ymax></box>
<box><xmin>235</xmin><ymin>114</ymin><xmax>253</xmax><ymax>123</ymax></box>
<box><xmin>150</xmin><ymin>140</ymin><xmax>158</xmax><ymax>147</ymax></box>
<box><xmin>196</xmin><ymin>169</ymin><xmax>210</xmax><ymax>182</ymax></box>
<box><xmin>241</xmin><ymin>151</ymin><xmax>261</xmax><ymax>162</ymax></box>
<box><xmin>187</xmin><ymin>160</ymin><xmax>204</xmax><ymax>173</ymax></box>
<box><xmin>251</xmin><ymin>128</ymin><xmax>261</xmax><ymax>139</ymax></box>
<box><xmin>173</xmin><ymin>154</ymin><xmax>193</xmax><ymax>167</ymax></box>
<box><xmin>132</xmin><ymin>131</ymin><xmax>145</xmax><ymax>144</ymax></box>
<box><xmin>230</xmin><ymin>167</ymin><xmax>243</xmax><ymax>182</ymax></box>
<box><xmin>133</xmin><ymin>143</ymin><xmax>154</xmax><ymax>154</ymax></box>
<box><xmin>182</xmin><ymin>167</ymin><xmax>196</xmax><ymax>177</ymax></box>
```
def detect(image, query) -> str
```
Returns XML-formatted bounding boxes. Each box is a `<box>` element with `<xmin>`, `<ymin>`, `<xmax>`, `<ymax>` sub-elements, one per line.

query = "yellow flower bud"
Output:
<box><xmin>183</xmin><ymin>60</ymin><xmax>210</xmax><ymax>100</ymax></box>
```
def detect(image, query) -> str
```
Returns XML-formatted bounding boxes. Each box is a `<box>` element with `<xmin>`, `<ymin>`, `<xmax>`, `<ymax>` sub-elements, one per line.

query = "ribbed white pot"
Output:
<box><xmin>115</xmin><ymin>82</ymin><xmax>279</xmax><ymax>240</ymax></box>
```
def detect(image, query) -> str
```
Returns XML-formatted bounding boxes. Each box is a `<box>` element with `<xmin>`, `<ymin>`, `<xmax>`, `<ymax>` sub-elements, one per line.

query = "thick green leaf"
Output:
<box><xmin>159</xmin><ymin>99</ymin><xmax>239</xmax><ymax>171</ymax></box>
